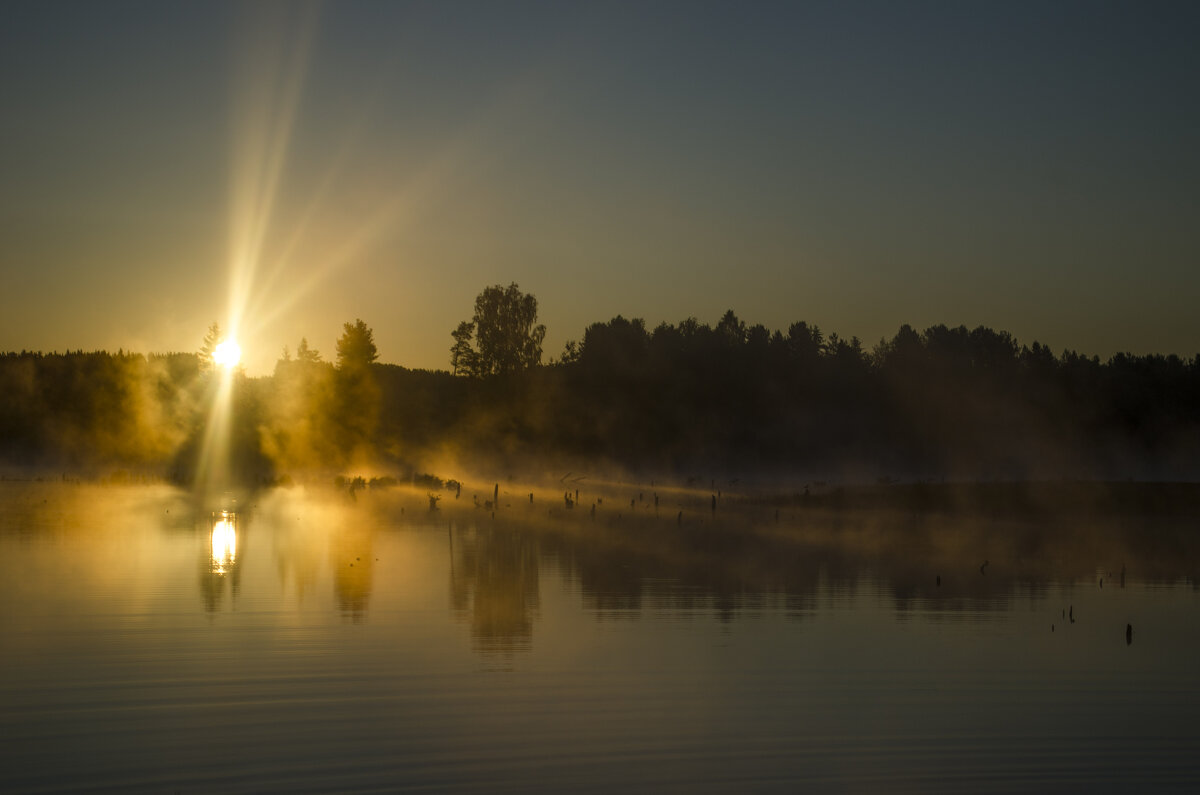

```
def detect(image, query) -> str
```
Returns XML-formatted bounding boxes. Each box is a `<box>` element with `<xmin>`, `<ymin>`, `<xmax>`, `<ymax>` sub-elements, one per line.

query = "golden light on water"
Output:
<box><xmin>211</xmin><ymin>513</ymin><xmax>238</xmax><ymax>575</ymax></box>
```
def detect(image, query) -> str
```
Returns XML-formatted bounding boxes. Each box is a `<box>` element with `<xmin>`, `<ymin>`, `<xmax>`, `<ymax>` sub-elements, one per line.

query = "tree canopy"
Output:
<box><xmin>336</xmin><ymin>319</ymin><xmax>378</xmax><ymax>371</ymax></box>
<box><xmin>5</xmin><ymin>307</ymin><xmax>1200</xmax><ymax>483</ymax></box>
<box><xmin>450</xmin><ymin>283</ymin><xmax>546</xmax><ymax>377</ymax></box>
<box><xmin>296</xmin><ymin>337</ymin><xmax>321</xmax><ymax>363</ymax></box>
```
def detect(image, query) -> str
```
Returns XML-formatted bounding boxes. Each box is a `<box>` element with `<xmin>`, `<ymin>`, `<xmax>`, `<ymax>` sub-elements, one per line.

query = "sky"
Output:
<box><xmin>2</xmin><ymin>0</ymin><xmax>1198</xmax><ymax>375</ymax></box>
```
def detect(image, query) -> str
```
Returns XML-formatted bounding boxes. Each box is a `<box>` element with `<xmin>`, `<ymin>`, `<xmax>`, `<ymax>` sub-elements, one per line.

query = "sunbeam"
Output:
<box><xmin>241</xmin><ymin>71</ymin><xmax>554</xmax><ymax>335</ymax></box>
<box><xmin>191</xmin><ymin>342</ymin><xmax>245</xmax><ymax>500</ymax></box>
<box><xmin>225</xmin><ymin>0</ymin><xmax>321</xmax><ymax>347</ymax></box>
<box><xmin>214</xmin><ymin>0</ymin><xmax>560</xmax><ymax>369</ymax></box>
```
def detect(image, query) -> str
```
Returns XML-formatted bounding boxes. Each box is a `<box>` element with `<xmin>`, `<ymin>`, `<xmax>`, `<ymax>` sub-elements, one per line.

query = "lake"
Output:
<box><xmin>2</xmin><ymin>480</ymin><xmax>1198</xmax><ymax>792</ymax></box>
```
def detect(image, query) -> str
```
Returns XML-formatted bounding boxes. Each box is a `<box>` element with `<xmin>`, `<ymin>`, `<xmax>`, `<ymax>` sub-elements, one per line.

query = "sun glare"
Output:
<box><xmin>213</xmin><ymin>339</ymin><xmax>242</xmax><ymax>370</ymax></box>
<box><xmin>211</xmin><ymin>513</ymin><xmax>238</xmax><ymax>574</ymax></box>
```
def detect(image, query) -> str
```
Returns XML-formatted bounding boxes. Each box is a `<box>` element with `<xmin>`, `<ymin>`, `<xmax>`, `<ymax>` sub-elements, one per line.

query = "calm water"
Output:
<box><xmin>2</xmin><ymin>482</ymin><xmax>1199</xmax><ymax>792</ymax></box>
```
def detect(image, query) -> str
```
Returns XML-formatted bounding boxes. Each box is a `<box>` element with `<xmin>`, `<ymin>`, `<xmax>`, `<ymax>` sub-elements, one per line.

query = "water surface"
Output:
<box><xmin>2</xmin><ymin>482</ymin><xmax>1198</xmax><ymax>792</ymax></box>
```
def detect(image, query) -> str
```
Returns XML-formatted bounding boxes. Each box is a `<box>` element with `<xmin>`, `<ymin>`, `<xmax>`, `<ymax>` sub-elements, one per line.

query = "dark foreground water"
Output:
<box><xmin>2</xmin><ymin>482</ymin><xmax>1198</xmax><ymax>792</ymax></box>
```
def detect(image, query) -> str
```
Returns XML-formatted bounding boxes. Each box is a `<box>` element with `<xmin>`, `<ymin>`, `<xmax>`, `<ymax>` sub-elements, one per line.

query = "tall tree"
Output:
<box><xmin>296</xmin><ymin>337</ymin><xmax>321</xmax><ymax>364</ymax></box>
<box><xmin>450</xmin><ymin>321</ymin><xmax>478</xmax><ymax>376</ymax></box>
<box><xmin>451</xmin><ymin>283</ymin><xmax>546</xmax><ymax>377</ymax></box>
<box><xmin>336</xmin><ymin>320</ymin><xmax>378</xmax><ymax>371</ymax></box>
<box><xmin>332</xmin><ymin>320</ymin><xmax>380</xmax><ymax>460</ymax></box>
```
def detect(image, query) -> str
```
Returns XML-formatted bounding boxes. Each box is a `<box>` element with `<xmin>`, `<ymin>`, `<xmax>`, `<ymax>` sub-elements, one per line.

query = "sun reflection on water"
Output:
<box><xmin>210</xmin><ymin>512</ymin><xmax>238</xmax><ymax>575</ymax></box>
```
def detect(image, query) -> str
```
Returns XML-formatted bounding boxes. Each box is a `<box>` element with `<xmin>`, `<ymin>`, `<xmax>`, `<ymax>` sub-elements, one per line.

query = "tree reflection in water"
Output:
<box><xmin>450</xmin><ymin>523</ymin><xmax>540</xmax><ymax>657</ymax></box>
<box><xmin>189</xmin><ymin>484</ymin><xmax>1200</xmax><ymax>654</ymax></box>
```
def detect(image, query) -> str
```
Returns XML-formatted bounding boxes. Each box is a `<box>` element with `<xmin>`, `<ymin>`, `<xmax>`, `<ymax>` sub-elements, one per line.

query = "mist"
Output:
<box><xmin>4</xmin><ymin>311</ymin><xmax>1200</xmax><ymax>494</ymax></box>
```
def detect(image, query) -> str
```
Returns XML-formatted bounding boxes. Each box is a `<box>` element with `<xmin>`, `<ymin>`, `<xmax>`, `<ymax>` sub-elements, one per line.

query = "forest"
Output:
<box><xmin>2</xmin><ymin>284</ymin><xmax>1199</xmax><ymax>485</ymax></box>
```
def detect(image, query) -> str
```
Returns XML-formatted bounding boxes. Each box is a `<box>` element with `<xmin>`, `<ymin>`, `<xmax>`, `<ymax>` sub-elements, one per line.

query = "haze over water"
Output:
<box><xmin>3</xmin><ymin>481</ymin><xmax>1198</xmax><ymax>792</ymax></box>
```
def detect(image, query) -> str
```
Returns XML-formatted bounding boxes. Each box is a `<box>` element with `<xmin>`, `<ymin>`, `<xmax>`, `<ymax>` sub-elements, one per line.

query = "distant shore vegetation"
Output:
<box><xmin>2</xmin><ymin>284</ymin><xmax>1199</xmax><ymax>485</ymax></box>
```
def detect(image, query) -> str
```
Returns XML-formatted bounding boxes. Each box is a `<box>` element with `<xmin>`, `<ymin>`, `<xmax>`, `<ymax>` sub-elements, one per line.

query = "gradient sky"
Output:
<box><xmin>2</xmin><ymin>0</ymin><xmax>1198</xmax><ymax>375</ymax></box>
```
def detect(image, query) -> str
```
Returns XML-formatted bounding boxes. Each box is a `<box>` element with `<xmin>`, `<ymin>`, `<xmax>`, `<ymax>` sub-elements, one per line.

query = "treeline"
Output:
<box><xmin>2</xmin><ymin>311</ymin><xmax>1199</xmax><ymax>483</ymax></box>
<box><xmin>0</xmin><ymin>350</ymin><xmax>199</xmax><ymax>472</ymax></box>
<box><xmin>557</xmin><ymin>313</ymin><xmax>1200</xmax><ymax>479</ymax></box>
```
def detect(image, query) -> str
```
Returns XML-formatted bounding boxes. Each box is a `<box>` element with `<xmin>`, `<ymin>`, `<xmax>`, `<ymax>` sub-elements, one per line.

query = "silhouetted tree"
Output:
<box><xmin>336</xmin><ymin>320</ymin><xmax>377</xmax><ymax>371</ymax></box>
<box><xmin>786</xmin><ymin>321</ymin><xmax>824</xmax><ymax>366</ymax></box>
<box><xmin>450</xmin><ymin>321</ymin><xmax>478</xmax><ymax>376</ymax></box>
<box><xmin>332</xmin><ymin>320</ymin><xmax>381</xmax><ymax>460</ymax></box>
<box><xmin>579</xmin><ymin>316</ymin><xmax>649</xmax><ymax>373</ymax></box>
<box><xmin>296</xmin><ymin>336</ymin><xmax>321</xmax><ymax>364</ymax></box>
<box><xmin>6</xmin><ymin>308</ymin><xmax>1200</xmax><ymax>482</ymax></box>
<box><xmin>451</xmin><ymin>283</ymin><xmax>546</xmax><ymax>377</ymax></box>
<box><xmin>716</xmin><ymin>309</ymin><xmax>747</xmax><ymax>347</ymax></box>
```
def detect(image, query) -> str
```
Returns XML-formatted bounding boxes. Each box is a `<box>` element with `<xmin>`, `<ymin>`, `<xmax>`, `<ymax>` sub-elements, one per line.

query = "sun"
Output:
<box><xmin>212</xmin><ymin>338</ymin><xmax>242</xmax><ymax>370</ymax></box>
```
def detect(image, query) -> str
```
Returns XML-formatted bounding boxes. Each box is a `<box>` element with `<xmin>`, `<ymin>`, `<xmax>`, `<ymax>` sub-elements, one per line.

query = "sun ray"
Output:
<box><xmin>216</xmin><ymin>1</ymin><xmax>561</xmax><ymax>363</ymax></box>
<box><xmin>225</xmin><ymin>0</ymin><xmax>321</xmax><ymax>343</ymax></box>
